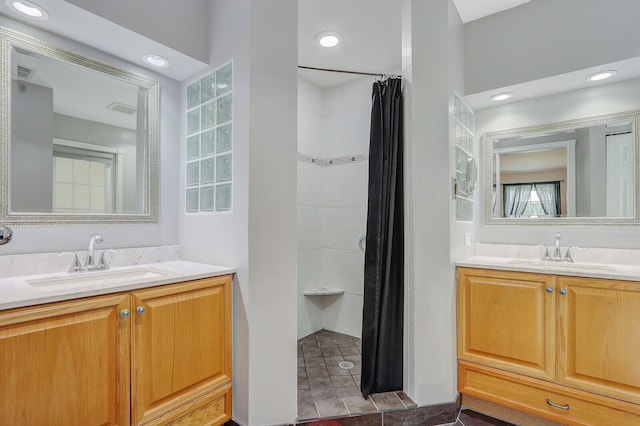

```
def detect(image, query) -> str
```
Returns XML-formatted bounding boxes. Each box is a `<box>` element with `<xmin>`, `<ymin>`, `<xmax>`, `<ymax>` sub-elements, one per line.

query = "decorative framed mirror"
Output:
<box><xmin>0</xmin><ymin>27</ymin><xmax>160</xmax><ymax>225</ymax></box>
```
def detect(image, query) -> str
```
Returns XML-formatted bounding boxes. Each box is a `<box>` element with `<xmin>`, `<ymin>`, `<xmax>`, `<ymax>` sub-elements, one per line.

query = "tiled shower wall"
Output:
<box><xmin>297</xmin><ymin>76</ymin><xmax>374</xmax><ymax>339</ymax></box>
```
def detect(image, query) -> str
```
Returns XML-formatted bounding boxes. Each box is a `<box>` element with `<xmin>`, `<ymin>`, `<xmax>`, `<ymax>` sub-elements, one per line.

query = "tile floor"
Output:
<box><xmin>298</xmin><ymin>330</ymin><xmax>416</xmax><ymax>420</ymax></box>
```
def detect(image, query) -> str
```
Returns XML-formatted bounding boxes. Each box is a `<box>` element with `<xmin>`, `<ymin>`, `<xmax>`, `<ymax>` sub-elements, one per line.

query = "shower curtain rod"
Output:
<box><xmin>298</xmin><ymin>65</ymin><xmax>401</xmax><ymax>78</ymax></box>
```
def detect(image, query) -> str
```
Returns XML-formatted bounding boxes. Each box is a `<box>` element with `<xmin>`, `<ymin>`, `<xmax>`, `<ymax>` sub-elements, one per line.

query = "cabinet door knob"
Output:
<box><xmin>136</xmin><ymin>306</ymin><xmax>146</xmax><ymax>315</ymax></box>
<box><xmin>559</xmin><ymin>288</ymin><xmax>567</xmax><ymax>295</ymax></box>
<box><xmin>546</xmin><ymin>287</ymin><xmax>553</xmax><ymax>293</ymax></box>
<box><xmin>120</xmin><ymin>309</ymin><xmax>130</xmax><ymax>318</ymax></box>
<box><xmin>546</xmin><ymin>399</ymin><xmax>570</xmax><ymax>410</ymax></box>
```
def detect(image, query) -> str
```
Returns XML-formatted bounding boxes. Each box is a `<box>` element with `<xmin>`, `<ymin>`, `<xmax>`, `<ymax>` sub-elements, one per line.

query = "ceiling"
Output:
<box><xmin>298</xmin><ymin>0</ymin><xmax>532</xmax><ymax>88</ymax></box>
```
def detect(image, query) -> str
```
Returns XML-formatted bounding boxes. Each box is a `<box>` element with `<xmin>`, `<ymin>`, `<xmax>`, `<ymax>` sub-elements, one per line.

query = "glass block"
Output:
<box><xmin>201</xmin><ymin>74</ymin><xmax>215</xmax><ymax>103</ymax></box>
<box><xmin>187</xmin><ymin>80</ymin><xmax>200</xmax><ymax>109</ymax></box>
<box><xmin>216</xmin><ymin>154</ymin><xmax>232</xmax><ymax>182</ymax></box>
<box><xmin>465</xmin><ymin>133</ymin><xmax>474</xmax><ymax>153</ymax></box>
<box><xmin>456</xmin><ymin>197</ymin><xmax>473</xmax><ymax>222</ymax></box>
<box><xmin>216</xmin><ymin>123</ymin><xmax>232</xmax><ymax>153</ymax></box>
<box><xmin>201</xmin><ymin>129</ymin><xmax>215</xmax><ymax>156</ymax></box>
<box><xmin>201</xmin><ymin>101</ymin><xmax>215</xmax><ymax>130</ymax></box>
<box><xmin>217</xmin><ymin>94</ymin><xmax>232</xmax><ymax>124</ymax></box>
<box><xmin>454</xmin><ymin>95</ymin><xmax>462</xmax><ymax>121</ymax></box>
<box><xmin>186</xmin><ymin>188</ymin><xmax>199</xmax><ymax>213</ymax></box>
<box><xmin>186</xmin><ymin>161</ymin><xmax>200</xmax><ymax>187</ymax></box>
<box><xmin>200</xmin><ymin>158</ymin><xmax>215</xmax><ymax>184</ymax></box>
<box><xmin>216</xmin><ymin>62</ymin><xmax>232</xmax><ymax>96</ymax></box>
<box><xmin>200</xmin><ymin>186</ymin><xmax>215</xmax><ymax>212</ymax></box>
<box><xmin>215</xmin><ymin>183</ymin><xmax>232</xmax><ymax>211</ymax></box>
<box><xmin>187</xmin><ymin>109</ymin><xmax>200</xmax><ymax>135</ymax></box>
<box><xmin>455</xmin><ymin>146</ymin><xmax>464</xmax><ymax>172</ymax></box>
<box><xmin>187</xmin><ymin>135</ymin><xmax>200</xmax><ymax>160</ymax></box>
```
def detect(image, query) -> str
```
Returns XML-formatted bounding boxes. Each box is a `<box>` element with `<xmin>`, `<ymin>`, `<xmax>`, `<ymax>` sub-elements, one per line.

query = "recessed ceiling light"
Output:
<box><xmin>490</xmin><ymin>92</ymin><xmax>513</xmax><ymax>102</ymax></box>
<box><xmin>142</xmin><ymin>54</ymin><xmax>170</xmax><ymax>68</ymax></box>
<box><xmin>6</xmin><ymin>0</ymin><xmax>48</xmax><ymax>19</ymax></box>
<box><xmin>587</xmin><ymin>70</ymin><xmax>616</xmax><ymax>82</ymax></box>
<box><xmin>317</xmin><ymin>31</ymin><xmax>341</xmax><ymax>48</ymax></box>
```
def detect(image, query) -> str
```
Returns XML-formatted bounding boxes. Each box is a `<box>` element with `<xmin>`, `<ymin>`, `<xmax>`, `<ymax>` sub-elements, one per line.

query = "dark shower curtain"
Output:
<box><xmin>361</xmin><ymin>77</ymin><xmax>404</xmax><ymax>398</ymax></box>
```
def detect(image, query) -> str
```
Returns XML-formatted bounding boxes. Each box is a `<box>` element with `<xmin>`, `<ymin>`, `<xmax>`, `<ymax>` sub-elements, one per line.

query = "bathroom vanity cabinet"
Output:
<box><xmin>457</xmin><ymin>267</ymin><xmax>640</xmax><ymax>425</ymax></box>
<box><xmin>0</xmin><ymin>274</ymin><xmax>232</xmax><ymax>426</ymax></box>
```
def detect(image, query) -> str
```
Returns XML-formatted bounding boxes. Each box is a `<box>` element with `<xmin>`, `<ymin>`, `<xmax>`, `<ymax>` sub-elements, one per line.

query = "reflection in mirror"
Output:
<box><xmin>0</xmin><ymin>27</ymin><xmax>159</xmax><ymax>225</ymax></box>
<box><xmin>484</xmin><ymin>110</ymin><xmax>640</xmax><ymax>225</ymax></box>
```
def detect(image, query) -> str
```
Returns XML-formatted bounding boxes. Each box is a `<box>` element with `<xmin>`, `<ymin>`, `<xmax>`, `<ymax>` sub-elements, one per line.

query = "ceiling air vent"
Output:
<box><xmin>17</xmin><ymin>65</ymin><xmax>33</xmax><ymax>80</ymax></box>
<box><xmin>106</xmin><ymin>102</ymin><xmax>137</xmax><ymax>115</ymax></box>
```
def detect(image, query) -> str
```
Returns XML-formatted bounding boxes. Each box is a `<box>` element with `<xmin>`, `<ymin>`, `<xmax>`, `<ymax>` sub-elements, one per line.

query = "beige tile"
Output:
<box><xmin>327</xmin><ymin>366</ymin><xmax>350</xmax><ymax>376</ymax></box>
<box><xmin>321</xmin><ymin>347</ymin><xmax>342</xmax><ymax>357</ymax></box>
<box><xmin>298</xmin><ymin>402</ymin><xmax>319</xmax><ymax>420</ymax></box>
<box><xmin>298</xmin><ymin>357</ymin><xmax>305</xmax><ymax>368</ymax></box>
<box><xmin>395</xmin><ymin>390</ymin><xmax>417</xmax><ymax>408</ymax></box>
<box><xmin>298</xmin><ymin>376</ymin><xmax>309</xmax><ymax>390</ymax></box>
<box><xmin>309</xmin><ymin>375</ymin><xmax>333</xmax><ymax>388</ymax></box>
<box><xmin>343</xmin><ymin>355</ymin><xmax>361</xmax><ymax>365</ymax></box>
<box><xmin>305</xmin><ymin>357</ymin><xmax>326</xmax><ymax>367</ymax></box>
<box><xmin>299</xmin><ymin>388</ymin><xmax>336</xmax><ymax>404</ymax></box>
<box><xmin>340</xmin><ymin>346</ymin><xmax>361</xmax><ymax>356</ymax></box>
<box><xmin>303</xmin><ymin>347</ymin><xmax>323</xmax><ymax>358</ymax></box>
<box><xmin>343</xmin><ymin>395</ymin><xmax>378</xmax><ymax>415</ymax></box>
<box><xmin>335</xmin><ymin>386</ymin><xmax>362</xmax><ymax>398</ymax></box>
<box><xmin>336</xmin><ymin>338</ymin><xmax>356</xmax><ymax>348</ymax></box>
<box><xmin>369</xmin><ymin>392</ymin><xmax>405</xmax><ymax>411</ymax></box>
<box><xmin>306</xmin><ymin>366</ymin><xmax>329</xmax><ymax>378</ymax></box>
<box><xmin>315</xmin><ymin>398</ymin><xmax>348</xmax><ymax>417</ymax></box>
<box><xmin>298</xmin><ymin>367</ymin><xmax>307</xmax><ymax>378</ymax></box>
<box><xmin>352</xmin><ymin>375</ymin><xmax>361</xmax><ymax>386</ymax></box>
<box><xmin>331</xmin><ymin>375</ymin><xmax>356</xmax><ymax>388</ymax></box>
<box><xmin>323</xmin><ymin>355</ymin><xmax>344</xmax><ymax>367</ymax></box>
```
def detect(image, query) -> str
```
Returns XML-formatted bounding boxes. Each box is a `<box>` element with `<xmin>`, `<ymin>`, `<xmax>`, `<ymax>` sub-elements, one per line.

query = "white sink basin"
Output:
<box><xmin>26</xmin><ymin>267</ymin><xmax>174</xmax><ymax>288</ymax></box>
<box><xmin>506</xmin><ymin>258</ymin><xmax>615</xmax><ymax>272</ymax></box>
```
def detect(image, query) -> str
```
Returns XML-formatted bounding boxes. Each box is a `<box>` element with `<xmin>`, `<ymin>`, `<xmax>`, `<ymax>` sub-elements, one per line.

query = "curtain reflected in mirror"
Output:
<box><xmin>484</xmin><ymin>110</ymin><xmax>639</xmax><ymax>225</ymax></box>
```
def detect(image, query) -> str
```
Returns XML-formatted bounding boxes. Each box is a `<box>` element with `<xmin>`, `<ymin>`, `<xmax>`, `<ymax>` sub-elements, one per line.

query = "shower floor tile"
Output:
<box><xmin>297</xmin><ymin>329</ymin><xmax>415</xmax><ymax>421</ymax></box>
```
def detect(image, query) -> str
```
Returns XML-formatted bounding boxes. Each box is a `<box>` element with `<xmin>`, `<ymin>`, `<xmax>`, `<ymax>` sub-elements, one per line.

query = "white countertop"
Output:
<box><xmin>0</xmin><ymin>260</ymin><xmax>235</xmax><ymax>311</ymax></box>
<box><xmin>457</xmin><ymin>255</ymin><xmax>640</xmax><ymax>282</ymax></box>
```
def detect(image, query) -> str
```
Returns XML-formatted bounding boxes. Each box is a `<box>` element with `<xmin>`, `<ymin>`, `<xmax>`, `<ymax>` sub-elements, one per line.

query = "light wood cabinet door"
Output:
<box><xmin>458</xmin><ymin>268</ymin><xmax>556</xmax><ymax>381</ymax></box>
<box><xmin>0</xmin><ymin>293</ymin><xmax>131</xmax><ymax>426</ymax></box>
<box><xmin>130</xmin><ymin>275</ymin><xmax>232</xmax><ymax>425</ymax></box>
<box><xmin>556</xmin><ymin>276</ymin><xmax>640</xmax><ymax>404</ymax></box>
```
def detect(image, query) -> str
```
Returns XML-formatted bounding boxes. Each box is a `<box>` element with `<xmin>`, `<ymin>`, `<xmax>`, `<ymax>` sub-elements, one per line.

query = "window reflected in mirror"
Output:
<box><xmin>483</xmin><ymin>110</ymin><xmax>639</xmax><ymax>225</ymax></box>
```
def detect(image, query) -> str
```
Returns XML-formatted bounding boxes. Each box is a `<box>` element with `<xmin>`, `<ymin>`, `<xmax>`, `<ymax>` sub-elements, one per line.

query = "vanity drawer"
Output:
<box><xmin>459</xmin><ymin>361</ymin><xmax>640</xmax><ymax>426</ymax></box>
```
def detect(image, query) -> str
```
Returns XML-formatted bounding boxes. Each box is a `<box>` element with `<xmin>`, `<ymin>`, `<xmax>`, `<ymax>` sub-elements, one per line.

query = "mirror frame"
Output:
<box><xmin>0</xmin><ymin>27</ymin><xmax>159</xmax><ymax>225</ymax></box>
<box><xmin>483</xmin><ymin>108</ymin><xmax>640</xmax><ymax>226</ymax></box>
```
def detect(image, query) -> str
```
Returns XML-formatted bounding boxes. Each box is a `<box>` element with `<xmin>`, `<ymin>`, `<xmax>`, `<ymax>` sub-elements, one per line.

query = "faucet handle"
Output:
<box><xmin>59</xmin><ymin>251</ymin><xmax>85</xmax><ymax>273</ymax></box>
<box><xmin>564</xmin><ymin>246</ymin><xmax>580</xmax><ymax>263</ymax></box>
<box><xmin>100</xmin><ymin>249</ymin><xmax>117</xmax><ymax>270</ymax></box>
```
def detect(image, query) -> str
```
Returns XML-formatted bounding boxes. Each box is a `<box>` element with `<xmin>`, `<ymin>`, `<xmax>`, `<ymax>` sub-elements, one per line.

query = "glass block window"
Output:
<box><xmin>454</xmin><ymin>93</ymin><xmax>475</xmax><ymax>222</ymax></box>
<box><xmin>186</xmin><ymin>61</ymin><xmax>233</xmax><ymax>213</ymax></box>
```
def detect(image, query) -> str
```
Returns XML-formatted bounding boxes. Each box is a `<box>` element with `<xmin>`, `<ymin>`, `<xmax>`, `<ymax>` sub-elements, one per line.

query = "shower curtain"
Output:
<box><xmin>361</xmin><ymin>77</ymin><xmax>404</xmax><ymax>398</ymax></box>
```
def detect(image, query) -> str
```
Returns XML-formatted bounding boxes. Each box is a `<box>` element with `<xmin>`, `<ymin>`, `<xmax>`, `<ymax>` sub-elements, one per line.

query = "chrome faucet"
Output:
<box><xmin>541</xmin><ymin>232</ymin><xmax>574</xmax><ymax>262</ymax></box>
<box><xmin>553</xmin><ymin>232</ymin><xmax>563</xmax><ymax>260</ymax></box>
<box><xmin>86</xmin><ymin>233</ymin><xmax>104</xmax><ymax>270</ymax></box>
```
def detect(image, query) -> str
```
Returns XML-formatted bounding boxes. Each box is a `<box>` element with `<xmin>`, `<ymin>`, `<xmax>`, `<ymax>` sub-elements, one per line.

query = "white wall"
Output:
<box><xmin>297</xmin><ymin>78</ymin><xmax>324</xmax><ymax>338</ymax></box>
<box><xmin>297</xmin><ymin>76</ymin><xmax>372</xmax><ymax>339</ymax></box>
<box><xmin>476</xmin><ymin>77</ymin><xmax>640</xmax><ymax>249</ymax></box>
<box><xmin>0</xmin><ymin>18</ymin><xmax>180</xmax><ymax>255</ymax></box>
<box><xmin>11</xmin><ymin>80</ymin><xmax>53</xmax><ymax>213</ymax></box>
<box><xmin>401</xmin><ymin>0</ymin><xmax>462</xmax><ymax>406</ymax></box>
<box><xmin>464</xmin><ymin>0</ymin><xmax>640</xmax><ymax>95</ymax></box>
<box><xmin>181</xmin><ymin>1</ymin><xmax>298</xmax><ymax>424</ymax></box>
<box><xmin>66</xmin><ymin>0</ymin><xmax>209</xmax><ymax>62</ymax></box>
